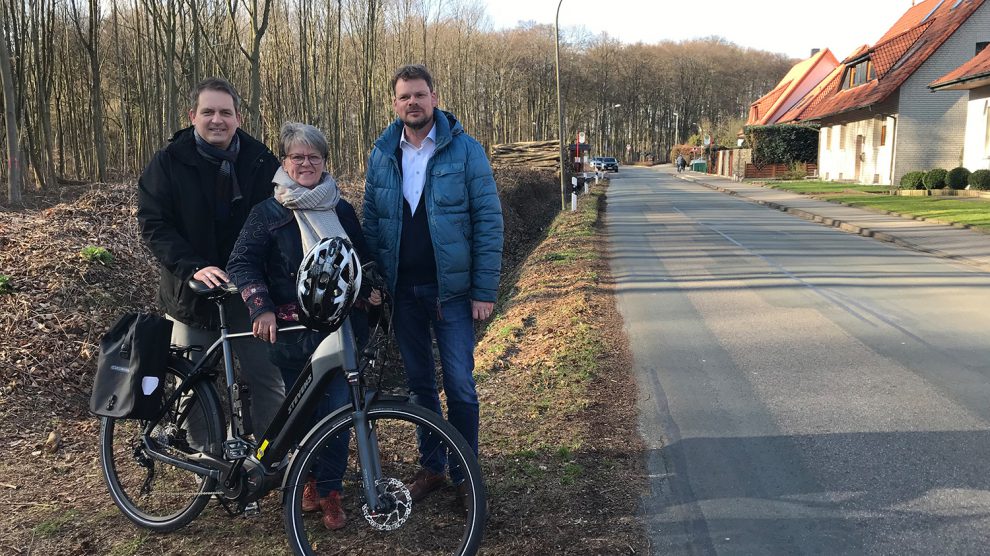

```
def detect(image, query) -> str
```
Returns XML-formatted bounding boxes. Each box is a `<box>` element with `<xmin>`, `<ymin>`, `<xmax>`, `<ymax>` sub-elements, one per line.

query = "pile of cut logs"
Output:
<box><xmin>490</xmin><ymin>140</ymin><xmax>560</xmax><ymax>169</ymax></box>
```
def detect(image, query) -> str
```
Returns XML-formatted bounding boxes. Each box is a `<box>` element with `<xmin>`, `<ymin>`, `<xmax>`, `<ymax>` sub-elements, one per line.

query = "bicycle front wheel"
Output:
<box><xmin>99</xmin><ymin>357</ymin><xmax>224</xmax><ymax>532</ymax></box>
<box><xmin>284</xmin><ymin>400</ymin><xmax>486</xmax><ymax>555</ymax></box>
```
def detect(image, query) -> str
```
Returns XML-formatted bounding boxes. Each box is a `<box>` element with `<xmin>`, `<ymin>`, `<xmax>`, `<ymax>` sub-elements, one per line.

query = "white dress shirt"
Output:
<box><xmin>399</xmin><ymin>124</ymin><xmax>437</xmax><ymax>216</ymax></box>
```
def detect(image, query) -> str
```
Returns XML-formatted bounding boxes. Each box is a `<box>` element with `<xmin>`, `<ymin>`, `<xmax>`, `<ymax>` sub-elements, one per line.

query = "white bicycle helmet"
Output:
<box><xmin>296</xmin><ymin>236</ymin><xmax>362</xmax><ymax>332</ymax></box>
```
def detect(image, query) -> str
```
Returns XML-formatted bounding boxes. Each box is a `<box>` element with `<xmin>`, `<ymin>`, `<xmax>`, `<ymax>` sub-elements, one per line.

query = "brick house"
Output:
<box><xmin>929</xmin><ymin>44</ymin><xmax>990</xmax><ymax>171</ymax></box>
<box><xmin>779</xmin><ymin>0</ymin><xmax>990</xmax><ymax>185</ymax></box>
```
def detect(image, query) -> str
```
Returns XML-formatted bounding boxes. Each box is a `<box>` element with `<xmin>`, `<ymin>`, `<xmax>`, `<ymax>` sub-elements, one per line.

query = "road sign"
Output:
<box><xmin>626</xmin><ymin>144</ymin><xmax>631</xmax><ymax>151</ymax></box>
<box><xmin>579</xmin><ymin>132</ymin><xmax>586</xmax><ymax>144</ymax></box>
<box><xmin>703</xmin><ymin>135</ymin><xmax>711</xmax><ymax>146</ymax></box>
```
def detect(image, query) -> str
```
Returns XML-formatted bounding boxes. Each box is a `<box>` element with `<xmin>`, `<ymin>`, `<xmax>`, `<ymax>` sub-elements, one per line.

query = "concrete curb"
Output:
<box><xmin>676</xmin><ymin>173</ymin><xmax>990</xmax><ymax>272</ymax></box>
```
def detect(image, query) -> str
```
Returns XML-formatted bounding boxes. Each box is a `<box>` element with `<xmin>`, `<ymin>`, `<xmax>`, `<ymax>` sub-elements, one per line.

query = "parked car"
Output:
<box><xmin>600</xmin><ymin>157</ymin><xmax>619</xmax><ymax>172</ymax></box>
<box><xmin>590</xmin><ymin>157</ymin><xmax>604</xmax><ymax>170</ymax></box>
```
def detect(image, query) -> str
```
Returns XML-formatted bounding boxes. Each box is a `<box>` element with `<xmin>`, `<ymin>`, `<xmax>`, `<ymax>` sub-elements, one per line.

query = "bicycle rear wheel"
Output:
<box><xmin>99</xmin><ymin>357</ymin><xmax>224</xmax><ymax>532</ymax></box>
<box><xmin>283</xmin><ymin>400</ymin><xmax>486</xmax><ymax>555</ymax></box>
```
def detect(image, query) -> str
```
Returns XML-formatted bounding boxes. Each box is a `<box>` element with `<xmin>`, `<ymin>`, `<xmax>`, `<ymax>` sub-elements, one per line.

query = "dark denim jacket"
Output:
<box><xmin>227</xmin><ymin>197</ymin><xmax>369</xmax><ymax>322</ymax></box>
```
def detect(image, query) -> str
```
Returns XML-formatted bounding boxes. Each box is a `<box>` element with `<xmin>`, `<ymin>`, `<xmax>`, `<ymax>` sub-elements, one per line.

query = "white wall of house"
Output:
<box><xmin>962</xmin><ymin>85</ymin><xmax>990</xmax><ymax>171</ymax></box>
<box><xmin>895</xmin><ymin>2</ymin><xmax>990</xmax><ymax>184</ymax></box>
<box><xmin>818</xmin><ymin>116</ymin><xmax>896</xmax><ymax>184</ymax></box>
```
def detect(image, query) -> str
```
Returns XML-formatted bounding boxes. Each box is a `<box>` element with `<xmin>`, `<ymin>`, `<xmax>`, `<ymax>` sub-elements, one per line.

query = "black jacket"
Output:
<box><xmin>226</xmin><ymin>198</ymin><xmax>369</xmax><ymax>322</ymax></box>
<box><xmin>137</xmin><ymin>126</ymin><xmax>280</xmax><ymax>328</ymax></box>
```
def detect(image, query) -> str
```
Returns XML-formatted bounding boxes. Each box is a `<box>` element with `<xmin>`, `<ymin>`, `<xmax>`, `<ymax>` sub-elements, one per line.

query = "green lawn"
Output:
<box><xmin>767</xmin><ymin>180</ymin><xmax>891</xmax><ymax>194</ymax></box>
<box><xmin>829</xmin><ymin>195</ymin><xmax>990</xmax><ymax>231</ymax></box>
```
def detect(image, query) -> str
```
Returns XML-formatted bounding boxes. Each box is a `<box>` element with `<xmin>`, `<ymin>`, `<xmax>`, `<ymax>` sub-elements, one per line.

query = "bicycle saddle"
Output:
<box><xmin>188</xmin><ymin>279</ymin><xmax>239</xmax><ymax>300</ymax></box>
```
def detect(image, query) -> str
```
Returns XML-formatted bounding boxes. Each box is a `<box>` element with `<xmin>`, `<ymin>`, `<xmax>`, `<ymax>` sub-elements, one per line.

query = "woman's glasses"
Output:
<box><xmin>285</xmin><ymin>154</ymin><xmax>324</xmax><ymax>166</ymax></box>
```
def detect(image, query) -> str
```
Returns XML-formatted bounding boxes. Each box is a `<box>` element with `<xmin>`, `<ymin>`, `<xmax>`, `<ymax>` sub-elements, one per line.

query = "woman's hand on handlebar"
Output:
<box><xmin>253</xmin><ymin>311</ymin><xmax>277</xmax><ymax>344</ymax></box>
<box><xmin>367</xmin><ymin>289</ymin><xmax>382</xmax><ymax>306</ymax></box>
<box><xmin>193</xmin><ymin>265</ymin><xmax>229</xmax><ymax>288</ymax></box>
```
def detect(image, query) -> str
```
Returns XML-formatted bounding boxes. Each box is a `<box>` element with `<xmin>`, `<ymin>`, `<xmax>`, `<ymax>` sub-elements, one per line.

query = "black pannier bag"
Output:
<box><xmin>89</xmin><ymin>313</ymin><xmax>173</xmax><ymax>420</ymax></box>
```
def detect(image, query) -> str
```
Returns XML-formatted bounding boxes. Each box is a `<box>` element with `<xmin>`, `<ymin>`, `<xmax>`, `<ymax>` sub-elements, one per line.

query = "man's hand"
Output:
<box><xmin>193</xmin><ymin>265</ymin><xmax>229</xmax><ymax>288</ymax></box>
<box><xmin>471</xmin><ymin>300</ymin><xmax>494</xmax><ymax>321</ymax></box>
<box><xmin>253</xmin><ymin>311</ymin><xmax>277</xmax><ymax>344</ymax></box>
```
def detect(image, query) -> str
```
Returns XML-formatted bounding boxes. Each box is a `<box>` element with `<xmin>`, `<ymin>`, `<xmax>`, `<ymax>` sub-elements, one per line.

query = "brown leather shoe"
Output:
<box><xmin>301</xmin><ymin>478</ymin><xmax>320</xmax><ymax>513</ymax></box>
<box><xmin>320</xmin><ymin>491</ymin><xmax>347</xmax><ymax>530</ymax></box>
<box><xmin>406</xmin><ymin>468</ymin><xmax>448</xmax><ymax>502</ymax></box>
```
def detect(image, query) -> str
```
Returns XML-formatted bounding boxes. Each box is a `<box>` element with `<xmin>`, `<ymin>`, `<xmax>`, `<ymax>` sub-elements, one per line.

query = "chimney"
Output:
<box><xmin>811</xmin><ymin>48</ymin><xmax>820</xmax><ymax>56</ymax></box>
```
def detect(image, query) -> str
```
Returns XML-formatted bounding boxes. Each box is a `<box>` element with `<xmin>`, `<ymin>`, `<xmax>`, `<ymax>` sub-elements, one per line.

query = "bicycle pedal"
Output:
<box><xmin>223</xmin><ymin>438</ymin><xmax>250</xmax><ymax>459</ymax></box>
<box><xmin>242</xmin><ymin>501</ymin><xmax>261</xmax><ymax>516</ymax></box>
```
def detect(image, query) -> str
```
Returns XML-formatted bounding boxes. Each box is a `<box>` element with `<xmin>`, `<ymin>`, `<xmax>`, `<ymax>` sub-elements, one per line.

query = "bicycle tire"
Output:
<box><xmin>99</xmin><ymin>356</ymin><xmax>224</xmax><ymax>532</ymax></box>
<box><xmin>283</xmin><ymin>400</ymin><xmax>486</xmax><ymax>555</ymax></box>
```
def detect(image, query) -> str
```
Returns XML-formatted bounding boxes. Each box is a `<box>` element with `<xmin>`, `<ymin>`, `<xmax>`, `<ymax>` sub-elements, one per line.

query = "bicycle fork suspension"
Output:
<box><xmin>349</xmin><ymin>379</ymin><xmax>386</xmax><ymax>512</ymax></box>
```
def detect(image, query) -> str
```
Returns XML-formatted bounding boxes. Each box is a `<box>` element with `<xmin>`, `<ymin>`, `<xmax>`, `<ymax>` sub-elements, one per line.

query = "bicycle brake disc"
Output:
<box><xmin>362</xmin><ymin>477</ymin><xmax>412</xmax><ymax>531</ymax></box>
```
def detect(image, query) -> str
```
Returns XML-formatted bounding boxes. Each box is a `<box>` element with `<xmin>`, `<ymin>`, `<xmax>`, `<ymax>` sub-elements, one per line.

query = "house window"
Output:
<box><xmin>880</xmin><ymin>124</ymin><xmax>887</xmax><ymax>146</ymax></box>
<box><xmin>826</xmin><ymin>127</ymin><xmax>833</xmax><ymax>150</ymax></box>
<box><xmin>839</xmin><ymin>125</ymin><xmax>846</xmax><ymax>149</ymax></box>
<box><xmin>978</xmin><ymin>42</ymin><xmax>989</xmax><ymax>55</ymax></box>
<box><xmin>841</xmin><ymin>59</ymin><xmax>875</xmax><ymax>89</ymax></box>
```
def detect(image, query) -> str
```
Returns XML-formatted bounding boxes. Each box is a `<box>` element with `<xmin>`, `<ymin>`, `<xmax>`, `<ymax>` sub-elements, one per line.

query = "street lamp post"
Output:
<box><xmin>555</xmin><ymin>0</ymin><xmax>566</xmax><ymax>210</ymax></box>
<box><xmin>673</xmin><ymin>112</ymin><xmax>679</xmax><ymax>145</ymax></box>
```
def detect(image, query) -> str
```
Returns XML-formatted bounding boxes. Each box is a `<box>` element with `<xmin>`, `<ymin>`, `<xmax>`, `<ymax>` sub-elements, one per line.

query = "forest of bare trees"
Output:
<box><xmin>0</xmin><ymin>0</ymin><xmax>795</xmax><ymax>202</ymax></box>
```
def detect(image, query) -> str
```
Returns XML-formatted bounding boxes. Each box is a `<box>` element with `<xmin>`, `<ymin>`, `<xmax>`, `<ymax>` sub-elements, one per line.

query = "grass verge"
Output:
<box><xmin>474</xmin><ymin>180</ymin><xmax>648</xmax><ymax>554</ymax></box>
<box><xmin>764</xmin><ymin>180</ymin><xmax>890</xmax><ymax>194</ymax></box>
<box><xmin>827</xmin><ymin>194</ymin><xmax>990</xmax><ymax>231</ymax></box>
<box><xmin>761</xmin><ymin>180</ymin><xmax>990</xmax><ymax>232</ymax></box>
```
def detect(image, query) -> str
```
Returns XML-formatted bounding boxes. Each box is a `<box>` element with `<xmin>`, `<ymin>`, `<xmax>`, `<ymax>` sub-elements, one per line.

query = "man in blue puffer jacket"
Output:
<box><xmin>363</xmin><ymin>64</ymin><xmax>503</xmax><ymax>509</ymax></box>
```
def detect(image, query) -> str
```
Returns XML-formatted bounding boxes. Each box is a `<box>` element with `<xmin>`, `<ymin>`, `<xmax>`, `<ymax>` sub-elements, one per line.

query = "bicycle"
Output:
<box><xmin>98</xmin><ymin>274</ymin><xmax>487</xmax><ymax>555</ymax></box>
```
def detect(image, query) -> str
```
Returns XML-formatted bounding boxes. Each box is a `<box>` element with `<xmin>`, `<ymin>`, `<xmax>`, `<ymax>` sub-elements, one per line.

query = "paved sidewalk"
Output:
<box><xmin>674</xmin><ymin>169</ymin><xmax>990</xmax><ymax>272</ymax></box>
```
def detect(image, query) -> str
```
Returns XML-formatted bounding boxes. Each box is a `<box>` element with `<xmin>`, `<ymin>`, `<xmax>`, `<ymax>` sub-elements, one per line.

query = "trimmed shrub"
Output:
<box><xmin>900</xmin><ymin>171</ymin><xmax>925</xmax><ymax>189</ymax></box>
<box><xmin>923</xmin><ymin>168</ymin><xmax>948</xmax><ymax>190</ymax></box>
<box><xmin>970</xmin><ymin>169</ymin><xmax>990</xmax><ymax>191</ymax></box>
<box><xmin>744</xmin><ymin>123</ymin><xmax>820</xmax><ymax>166</ymax></box>
<box><xmin>947</xmin><ymin>167</ymin><xmax>971</xmax><ymax>190</ymax></box>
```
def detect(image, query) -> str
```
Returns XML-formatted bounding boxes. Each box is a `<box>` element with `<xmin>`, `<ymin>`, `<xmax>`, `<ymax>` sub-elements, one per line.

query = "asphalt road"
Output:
<box><xmin>606</xmin><ymin>166</ymin><xmax>990</xmax><ymax>555</ymax></box>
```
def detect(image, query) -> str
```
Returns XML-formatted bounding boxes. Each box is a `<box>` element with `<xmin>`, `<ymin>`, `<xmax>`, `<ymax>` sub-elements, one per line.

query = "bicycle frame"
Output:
<box><xmin>140</xmin><ymin>283</ymin><xmax>391</xmax><ymax>510</ymax></box>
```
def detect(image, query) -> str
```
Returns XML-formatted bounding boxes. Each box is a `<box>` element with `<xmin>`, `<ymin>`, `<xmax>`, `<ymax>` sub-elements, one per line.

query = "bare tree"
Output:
<box><xmin>227</xmin><ymin>0</ymin><xmax>273</xmax><ymax>135</ymax></box>
<box><xmin>0</xmin><ymin>5</ymin><xmax>21</xmax><ymax>202</ymax></box>
<box><xmin>68</xmin><ymin>0</ymin><xmax>109</xmax><ymax>181</ymax></box>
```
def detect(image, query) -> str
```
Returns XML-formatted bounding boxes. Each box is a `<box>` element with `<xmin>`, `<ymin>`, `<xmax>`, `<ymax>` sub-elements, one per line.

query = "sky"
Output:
<box><xmin>480</xmin><ymin>0</ymin><xmax>916</xmax><ymax>60</ymax></box>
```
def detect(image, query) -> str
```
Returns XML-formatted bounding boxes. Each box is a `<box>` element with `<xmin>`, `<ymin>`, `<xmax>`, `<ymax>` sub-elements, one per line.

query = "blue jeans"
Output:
<box><xmin>271</xmin><ymin>328</ymin><xmax>350</xmax><ymax>496</ymax></box>
<box><xmin>392</xmin><ymin>283</ymin><xmax>479</xmax><ymax>484</ymax></box>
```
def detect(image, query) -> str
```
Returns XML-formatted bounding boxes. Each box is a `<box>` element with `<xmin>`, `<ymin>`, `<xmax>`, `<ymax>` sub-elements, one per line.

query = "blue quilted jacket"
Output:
<box><xmin>363</xmin><ymin>109</ymin><xmax>503</xmax><ymax>302</ymax></box>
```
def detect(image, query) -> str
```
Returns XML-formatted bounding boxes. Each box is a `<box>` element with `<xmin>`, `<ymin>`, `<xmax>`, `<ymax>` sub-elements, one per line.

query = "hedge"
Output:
<box><xmin>947</xmin><ymin>167</ymin><xmax>970</xmax><ymax>190</ymax></box>
<box><xmin>744</xmin><ymin>124</ymin><xmax>820</xmax><ymax>167</ymax></box>
<box><xmin>971</xmin><ymin>169</ymin><xmax>990</xmax><ymax>191</ymax></box>
<box><xmin>923</xmin><ymin>168</ymin><xmax>948</xmax><ymax>190</ymax></box>
<box><xmin>900</xmin><ymin>171</ymin><xmax>925</xmax><ymax>189</ymax></box>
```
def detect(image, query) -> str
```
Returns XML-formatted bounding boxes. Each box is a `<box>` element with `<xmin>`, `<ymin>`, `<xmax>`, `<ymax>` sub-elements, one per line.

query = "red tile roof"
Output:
<box><xmin>785</xmin><ymin>0</ymin><xmax>986</xmax><ymax>122</ymax></box>
<box><xmin>747</xmin><ymin>49</ymin><xmax>840</xmax><ymax>126</ymax></box>
<box><xmin>930</xmin><ymin>45</ymin><xmax>990</xmax><ymax>90</ymax></box>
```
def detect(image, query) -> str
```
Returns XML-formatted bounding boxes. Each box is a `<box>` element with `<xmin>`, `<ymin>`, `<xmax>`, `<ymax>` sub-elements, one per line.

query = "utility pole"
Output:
<box><xmin>554</xmin><ymin>0</ymin><xmax>566</xmax><ymax>210</ymax></box>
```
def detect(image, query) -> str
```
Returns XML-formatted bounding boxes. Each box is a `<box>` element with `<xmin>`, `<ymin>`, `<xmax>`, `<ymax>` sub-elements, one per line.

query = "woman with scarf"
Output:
<box><xmin>227</xmin><ymin>122</ymin><xmax>378</xmax><ymax>531</ymax></box>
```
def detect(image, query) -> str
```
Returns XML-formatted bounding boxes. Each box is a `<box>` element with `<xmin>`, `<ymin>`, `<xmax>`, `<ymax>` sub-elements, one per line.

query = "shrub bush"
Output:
<box><xmin>899</xmin><ymin>171</ymin><xmax>925</xmax><ymax>189</ymax></box>
<box><xmin>744</xmin><ymin>124</ymin><xmax>820</xmax><ymax>166</ymax></box>
<box><xmin>80</xmin><ymin>245</ymin><xmax>114</xmax><ymax>265</ymax></box>
<box><xmin>923</xmin><ymin>168</ymin><xmax>948</xmax><ymax>190</ymax></box>
<box><xmin>970</xmin><ymin>169</ymin><xmax>990</xmax><ymax>191</ymax></box>
<box><xmin>947</xmin><ymin>167</ymin><xmax>971</xmax><ymax>190</ymax></box>
<box><xmin>0</xmin><ymin>274</ymin><xmax>10</xmax><ymax>295</ymax></box>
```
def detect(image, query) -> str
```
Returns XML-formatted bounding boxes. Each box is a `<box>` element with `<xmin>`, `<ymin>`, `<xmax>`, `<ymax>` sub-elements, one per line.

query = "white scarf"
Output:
<box><xmin>272</xmin><ymin>167</ymin><xmax>349</xmax><ymax>253</ymax></box>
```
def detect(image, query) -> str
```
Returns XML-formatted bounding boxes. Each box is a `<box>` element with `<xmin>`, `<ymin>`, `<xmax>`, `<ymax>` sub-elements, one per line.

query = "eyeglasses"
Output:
<box><xmin>285</xmin><ymin>154</ymin><xmax>324</xmax><ymax>166</ymax></box>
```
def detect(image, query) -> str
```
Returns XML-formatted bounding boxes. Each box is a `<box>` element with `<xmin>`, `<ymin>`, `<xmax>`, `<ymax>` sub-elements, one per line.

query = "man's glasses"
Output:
<box><xmin>285</xmin><ymin>154</ymin><xmax>324</xmax><ymax>166</ymax></box>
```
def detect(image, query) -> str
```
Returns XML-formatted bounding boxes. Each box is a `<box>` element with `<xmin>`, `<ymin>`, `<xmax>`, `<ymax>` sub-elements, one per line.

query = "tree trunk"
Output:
<box><xmin>0</xmin><ymin>21</ymin><xmax>22</xmax><ymax>203</ymax></box>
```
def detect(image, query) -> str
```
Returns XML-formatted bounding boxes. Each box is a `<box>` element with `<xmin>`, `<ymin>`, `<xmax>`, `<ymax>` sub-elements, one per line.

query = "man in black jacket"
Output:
<box><xmin>137</xmin><ymin>77</ymin><xmax>283</xmax><ymax>436</ymax></box>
